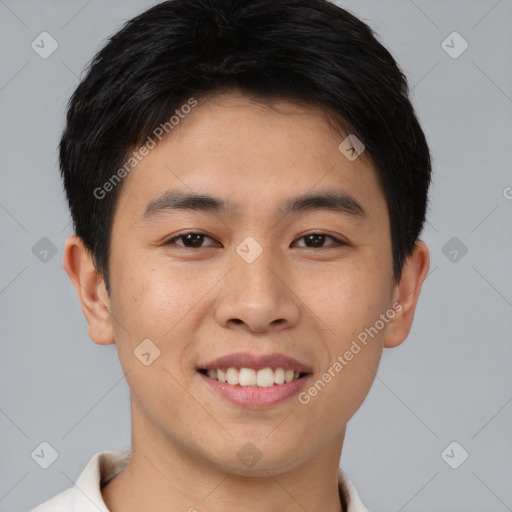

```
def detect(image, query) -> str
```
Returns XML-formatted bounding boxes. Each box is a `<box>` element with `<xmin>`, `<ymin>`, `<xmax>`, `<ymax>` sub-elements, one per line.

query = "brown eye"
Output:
<box><xmin>292</xmin><ymin>233</ymin><xmax>346</xmax><ymax>249</ymax></box>
<box><xmin>162</xmin><ymin>231</ymin><xmax>347</xmax><ymax>250</ymax></box>
<box><xmin>164</xmin><ymin>232</ymin><xmax>218</xmax><ymax>248</ymax></box>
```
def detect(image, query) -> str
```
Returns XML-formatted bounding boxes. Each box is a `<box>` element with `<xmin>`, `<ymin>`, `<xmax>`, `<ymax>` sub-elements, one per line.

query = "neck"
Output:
<box><xmin>102</xmin><ymin>399</ymin><xmax>346</xmax><ymax>512</ymax></box>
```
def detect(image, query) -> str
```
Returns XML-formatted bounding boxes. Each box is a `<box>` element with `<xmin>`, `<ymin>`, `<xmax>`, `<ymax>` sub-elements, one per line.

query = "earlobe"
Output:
<box><xmin>62</xmin><ymin>235</ymin><xmax>115</xmax><ymax>346</ymax></box>
<box><xmin>383</xmin><ymin>240</ymin><xmax>430</xmax><ymax>349</ymax></box>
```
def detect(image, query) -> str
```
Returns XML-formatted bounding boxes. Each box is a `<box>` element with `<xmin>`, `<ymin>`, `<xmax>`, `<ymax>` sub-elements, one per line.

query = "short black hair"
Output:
<box><xmin>60</xmin><ymin>0</ymin><xmax>432</xmax><ymax>295</ymax></box>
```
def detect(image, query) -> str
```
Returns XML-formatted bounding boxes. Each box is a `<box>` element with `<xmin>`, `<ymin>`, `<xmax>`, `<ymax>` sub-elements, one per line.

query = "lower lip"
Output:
<box><xmin>198</xmin><ymin>372</ymin><xmax>310</xmax><ymax>408</ymax></box>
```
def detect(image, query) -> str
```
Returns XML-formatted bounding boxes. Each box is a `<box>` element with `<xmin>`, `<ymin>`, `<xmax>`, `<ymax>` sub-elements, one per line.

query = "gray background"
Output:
<box><xmin>1</xmin><ymin>0</ymin><xmax>511</xmax><ymax>510</ymax></box>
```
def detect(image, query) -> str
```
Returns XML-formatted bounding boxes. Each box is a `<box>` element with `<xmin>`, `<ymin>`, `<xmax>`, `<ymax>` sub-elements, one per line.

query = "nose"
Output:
<box><xmin>214</xmin><ymin>245</ymin><xmax>301</xmax><ymax>334</ymax></box>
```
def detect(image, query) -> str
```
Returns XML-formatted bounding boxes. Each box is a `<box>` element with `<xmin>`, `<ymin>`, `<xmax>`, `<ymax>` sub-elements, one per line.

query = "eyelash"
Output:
<box><xmin>162</xmin><ymin>231</ymin><xmax>348</xmax><ymax>250</ymax></box>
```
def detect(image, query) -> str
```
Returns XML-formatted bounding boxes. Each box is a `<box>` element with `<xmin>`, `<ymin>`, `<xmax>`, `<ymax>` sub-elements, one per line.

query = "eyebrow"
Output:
<box><xmin>139</xmin><ymin>189</ymin><xmax>368</xmax><ymax>222</ymax></box>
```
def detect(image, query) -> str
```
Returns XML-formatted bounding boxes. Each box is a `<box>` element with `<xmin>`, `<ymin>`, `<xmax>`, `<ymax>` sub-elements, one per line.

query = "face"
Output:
<box><xmin>84</xmin><ymin>93</ymin><xmax>408</xmax><ymax>474</ymax></box>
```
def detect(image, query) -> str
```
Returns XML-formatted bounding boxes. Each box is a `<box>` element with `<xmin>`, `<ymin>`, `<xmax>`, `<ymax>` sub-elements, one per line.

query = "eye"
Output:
<box><xmin>292</xmin><ymin>233</ymin><xmax>347</xmax><ymax>249</ymax></box>
<box><xmin>162</xmin><ymin>231</ymin><xmax>348</xmax><ymax>250</ymax></box>
<box><xmin>163</xmin><ymin>232</ymin><xmax>220</xmax><ymax>249</ymax></box>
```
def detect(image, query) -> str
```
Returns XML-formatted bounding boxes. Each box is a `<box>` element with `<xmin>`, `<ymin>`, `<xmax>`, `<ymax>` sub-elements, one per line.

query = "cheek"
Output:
<box><xmin>108</xmin><ymin>265</ymin><xmax>194</xmax><ymax>406</ymax></box>
<box><xmin>109</xmin><ymin>260</ymin><xmax>223</xmax><ymax>382</ymax></box>
<box><xmin>300</xmin><ymin>270</ymin><xmax>387</xmax><ymax>424</ymax></box>
<box><xmin>317</xmin><ymin>350</ymin><xmax>380</xmax><ymax>428</ymax></box>
<box><xmin>111</xmin><ymin>259</ymin><xmax>193</xmax><ymax>336</ymax></box>
<box><xmin>304</xmin><ymin>257</ymin><xmax>392</xmax><ymax>342</ymax></box>
<box><xmin>320</xmin><ymin>261</ymin><xmax>391</xmax><ymax>411</ymax></box>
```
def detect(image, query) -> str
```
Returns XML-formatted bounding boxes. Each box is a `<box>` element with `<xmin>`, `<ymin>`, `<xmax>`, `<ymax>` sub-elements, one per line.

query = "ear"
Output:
<box><xmin>383</xmin><ymin>240</ymin><xmax>430</xmax><ymax>349</ymax></box>
<box><xmin>62</xmin><ymin>235</ymin><xmax>115</xmax><ymax>345</ymax></box>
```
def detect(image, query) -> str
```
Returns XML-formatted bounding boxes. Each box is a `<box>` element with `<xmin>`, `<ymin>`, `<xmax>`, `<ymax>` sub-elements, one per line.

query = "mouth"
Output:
<box><xmin>196</xmin><ymin>352</ymin><xmax>313</xmax><ymax>408</ymax></box>
<box><xmin>197</xmin><ymin>367</ymin><xmax>311</xmax><ymax>387</ymax></box>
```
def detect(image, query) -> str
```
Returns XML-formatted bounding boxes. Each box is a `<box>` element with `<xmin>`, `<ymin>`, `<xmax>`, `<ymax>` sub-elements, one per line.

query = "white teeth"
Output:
<box><xmin>203</xmin><ymin>366</ymin><xmax>302</xmax><ymax>387</ymax></box>
<box><xmin>226</xmin><ymin>367</ymin><xmax>238</xmax><ymax>385</ymax></box>
<box><xmin>239</xmin><ymin>368</ymin><xmax>256</xmax><ymax>387</ymax></box>
<box><xmin>274</xmin><ymin>367</ymin><xmax>285</xmax><ymax>385</ymax></box>
<box><xmin>256</xmin><ymin>367</ymin><xmax>275</xmax><ymax>387</ymax></box>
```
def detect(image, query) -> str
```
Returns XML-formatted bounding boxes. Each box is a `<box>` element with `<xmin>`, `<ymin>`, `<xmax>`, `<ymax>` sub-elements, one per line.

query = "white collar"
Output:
<box><xmin>31</xmin><ymin>450</ymin><xmax>369</xmax><ymax>512</ymax></box>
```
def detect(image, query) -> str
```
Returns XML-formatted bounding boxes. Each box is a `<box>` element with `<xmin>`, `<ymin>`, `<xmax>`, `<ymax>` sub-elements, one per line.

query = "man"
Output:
<box><xmin>31</xmin><ymin>1</ymin><xmax>431</xmax><ymax>510</ymax></box>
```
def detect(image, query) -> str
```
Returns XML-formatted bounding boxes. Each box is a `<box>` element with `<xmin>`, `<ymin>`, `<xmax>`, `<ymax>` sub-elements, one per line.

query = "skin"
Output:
<box><xmin>63</xmin><ymin>92</ymin><xmax>430</xmax><ymax>512</ymax></box>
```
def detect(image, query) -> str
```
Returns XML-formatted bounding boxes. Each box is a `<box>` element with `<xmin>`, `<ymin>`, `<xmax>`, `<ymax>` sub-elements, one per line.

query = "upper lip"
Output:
<box><xmin>198</xmin><ymin>352</ymin><xmax>313</xmax><ymax>373</ymax></box>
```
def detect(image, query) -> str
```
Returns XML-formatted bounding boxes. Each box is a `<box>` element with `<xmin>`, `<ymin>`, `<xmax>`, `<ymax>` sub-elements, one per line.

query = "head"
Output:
<box><xmin>62</xmin><ymin>0</ymin><xmax>431</xmax><ymax>475</ymax></box>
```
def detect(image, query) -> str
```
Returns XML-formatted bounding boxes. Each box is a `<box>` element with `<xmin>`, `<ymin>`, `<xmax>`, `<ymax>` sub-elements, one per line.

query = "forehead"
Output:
<box><xmin>116</xmin><ymin>93</ymin><xmax>386</xmax><ymax>224</ymax></box>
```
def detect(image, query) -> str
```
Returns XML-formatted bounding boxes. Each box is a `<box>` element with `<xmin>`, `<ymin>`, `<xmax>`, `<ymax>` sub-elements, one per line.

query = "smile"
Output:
<box><xmin>197</xmin><ymin>367</ymin><xmax>311</xmax><ymax>408</ymax></box>
<box><xmin>198</xmin><ymin>367</ymin><xmax>305</xmax><ymax>387</ymax></box>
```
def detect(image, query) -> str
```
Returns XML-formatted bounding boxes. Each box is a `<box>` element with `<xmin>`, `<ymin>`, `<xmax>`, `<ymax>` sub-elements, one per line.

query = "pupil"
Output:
<box><xmin>181</xmin><ymin>234</ymin><xmax>326</xmax><ymax>248</ymax></box>
<box><xmin>185</xmin><ymin>234</ymin><xmax>203</xmax><ymax>247</ymax></box>
<box><xmin>307</xmin><ymin>234</ymin><xmax>324</xmax><ymax>248</ymax></box>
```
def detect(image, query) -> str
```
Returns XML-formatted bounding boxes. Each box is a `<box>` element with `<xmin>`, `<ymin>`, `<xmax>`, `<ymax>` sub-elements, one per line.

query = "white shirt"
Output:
<box><xmin>29</xmin><ymin>450</ymin><xmax>370</xmax><ymax>511</ymax></box>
